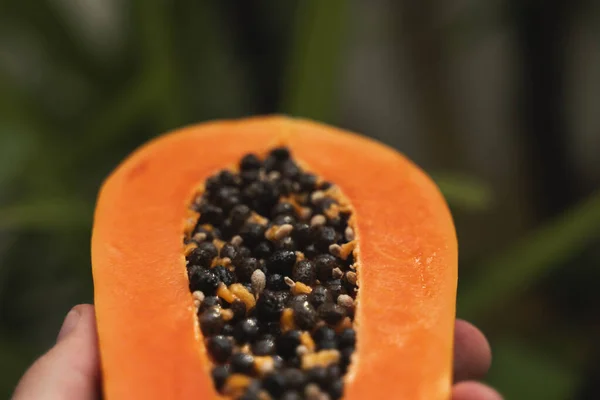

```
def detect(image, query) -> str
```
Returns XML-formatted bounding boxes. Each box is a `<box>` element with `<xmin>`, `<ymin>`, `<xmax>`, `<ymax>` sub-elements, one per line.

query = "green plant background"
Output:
<box><xmin>1</xmin><ymin>1</ymin><xmax>600</xmax><ymax>399</ymax></box>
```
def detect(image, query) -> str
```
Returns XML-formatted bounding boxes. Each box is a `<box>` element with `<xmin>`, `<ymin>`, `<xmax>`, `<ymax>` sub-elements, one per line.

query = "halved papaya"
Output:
<box><xmin>91</xmin><ymin>116</ymin><xmax>457</xmax><ymax>400</ymax></box>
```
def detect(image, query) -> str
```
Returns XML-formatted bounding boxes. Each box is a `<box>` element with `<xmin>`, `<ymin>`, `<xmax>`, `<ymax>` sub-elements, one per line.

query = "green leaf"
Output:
<box><xmin>458</xmin><ymin>191</ymin><xmax>600</xmax><ymax>320</ymax></box>
<box><xmin>3</xmin><ymin>0</ymin><xmax>104</xmax><ymax>81</ymax></box>
<box><xmin>486</xmin><ymin>339</ymin><xmax>581</xmax><ymax>400</ymax></box>
<box><xmin>133</xmin><ymin>0</ymin><xmax>182</xmax><ymax>130</ymax></box>
<box><xmin>282</xmin><ymin>0</ymin><xmax>350</xmax><ymax>123</ymax></box>
<box><xmin>73</xmin><ymin>0</ymin><xmax>183</xmax><ymax>161</ymax></box>
<box><xmin>431</xmin><ymin>172</ymin><xmax>493</xmax><ymax>211</ymax></box>
<box><xmin>0</xmin><ymin>198</ymin><xmax>92</xmax><ymax>231</ymax></box>
<box><xmin>0</xmin><ymin>124</ymin><xmax>36</xmax><ymax>190</ymax></box>
<box><xmin>0</xmin><ymin>338</ymin><xmax>34</xmax><ymax>399</ymax></box>
<box><xmin>83</xmin><ymin>74</ymin><xmax>157</xmax><ymax>149</ymax></box>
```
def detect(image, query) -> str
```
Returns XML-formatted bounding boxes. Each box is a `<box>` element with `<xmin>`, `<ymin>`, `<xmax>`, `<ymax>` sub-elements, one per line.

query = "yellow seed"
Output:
<box><xmin>337</xmin><ymin>294</ymin><xmax>355</xmax><ymax>309</ymax></box>
<box><xmin>264</xmin><ymin>223</ymin><xmax>294</xmax><ymax>241</ymax></box>
<box><xmin>220</xmin><ymin>308</ymin><xmax>234</xmax><ymax>321</ymax></box>
<box><xmin>229</xmin><ymin>283</ymin><xmax>256</xmax><ymax>309</ymax></box>
<box><xmin>280</xmin><ymin>196</ymin><xmax>305</xmax><ymax>216</ymax></box>
<box><xmin>241</xmin><ymin>344</ymin><xmax>252</xmax><ymax>353</ymax></box>
<box><xmin>310</xmin><ymin>190</ymin><xmax>326</xmax><ymax>204</ymax></box>
<box><xmin>254</xmin><ymin>356</ymin><xmax>275</xmax><ymax>375</ymax></box>
<box><xmin>339</xmin><ymin>241</ymin><xmax>356</xmax><ymax>260</ymax></box>
<box><xmin>298</xmin><ymin>207</ymin><xmax>312</xmax><ymax>220</ymax></box>
<box><xmin>192</xmin><ymin>232</ymin><xmax>207</xmax><ymax>243</ymax></box>
<box><xmin>338</xmin><ymin>203</ymin><xmax>353</xmax><ymax>214</ymax></box>
<box><xmin>249</xmin><ymin>212</ymin><xmax>268</xmax><ymax>226</ymax></box>
<box><xmin>346</xmin><ymin>271</ymin><xmax>357</xmax><ymax>286</ymax></box>
<box><xmin>324</xmin><ymin>185</ymin><xmax>342</xmax><ymax>199</ymax></box>
<box><xmin>192</xmin><ymin>291</ymin><xmax>205</xmax><ymax>303</ymax></box>
<box><xmin>332</xmin><ymin>267</ymin><xmax>343</xmax><ymax>279</ymax></box>
<box><xmin>305</xmin><ymin>383</ymin><xmax>322</xmax><ymax>399</ymax></box>
<box><xmin>264</xmin><ymin>225</ymin><xmax>279</xmax><ymax>241</ymax></box>
<box><xmin>294</xmin><ymin>193</ymin><xmax>309</xmax><ymax>206</ymax></box>
<box><xmin>211</xmin><ymin>256</ymin><xmax>232</xmax><ymax>268</ymax></box>
<box><xmin>184</xmin><ymin>218</ymin><xmax>197</xmax><ymax>236</ymax></box>
<box><xmin>310</xmin><ymin>214</ymin><xmax>326</xmax><ymax>227</ymax></box>
<box><xmin>184</xmin><ymin>210</ymin><xmax>200</xmax><ymax>235</ymax></box>
<box><xmin>273</xmin><ymin>224</ymin><xmax>293</xmax><ymax>240</ymax></box>
<box><xmin>268</xmin><ymin>171</ymin><xmax>281</xmax><ymax>181</ymax></box>
<box><xmin>314</xmin><ymin>320</ymin><xmax>326</xmax><ymax>330</ymax></box>
<box><xmin>231</xmin><ymin>235</ymin><xmax>244</xmax><ymax>246</ymax></box>
<box><xmin>344</xmin><ymin>226</ymin><xmax>355</xmax><ymax>241</ymax></box>
<box><xmin>183</xmin><ymin>242</ymin><xmax>197</xmax><ymax>256</ymax></box>
<box><xmin>258</xmin><ymin>391</ymin><xmax>273</xmax><ymax>400</ymax></box>
<box><xmin>193</xmin><ymin>292</ymin><xmax>204</xmax><ymax>310</ymax></box>
<box><xmin>221</xmin><ymin>257</ymin><xmax>233</xmax><ymax>267</ymax></box>
<box><xmin>280</xmin><ymin>308</ymin><xmax>296</xmax><ymax>332</ymax></box>
<box><xmin>301</xmin><ymin>350</ymin><xmax>341</xmax><ymax>370</ymax></box>
<box><xmin>213</xmin><ymin>239</ymin><xmax>225</xmax><ymax>250</ymax></box>
<box><xmin>223</xmin><ymin>374</ymin><xmax>252</xmax><ymax>397</ymax></box>
<box><xmin>292</xmin><ymin>281</ymin><xmax>312</xmax><ymax>295</ymax></box>
<box><xmin>194</xmin><ymin>183</ymin><xmax>206</xmax><ymax>194</ymax></box>
<box><xmin>217</xmin><ymin>283</ymin><xmax>236</xmax><ymax>303</ymax></box>
<box><xmin>329</xmin><ymin>244</ymin><xmax>342</xmax><ymax>258</ymax></box>
<box><xmin>330</xmin><ymin>242</ymin><xmax>355</xmax><ymax>260</ymax></box>
<box><xmin>251</xmin><ymin>269</ymin><xmax>266</xmax><ymax>295</ymax></box>
<box><xmin>300</xmin><ymin>331</ymin><xmax>316</xmax><ymax>352</ymax></box>
<box><xmin>324</xmin><ymin>203</ymin><xmax>340</xmax><ymax>220</ymax></box>
<box><xmin>335</xmin><ymin>316</ymin><xmax>353</xmax><ymax>333</ymax></box>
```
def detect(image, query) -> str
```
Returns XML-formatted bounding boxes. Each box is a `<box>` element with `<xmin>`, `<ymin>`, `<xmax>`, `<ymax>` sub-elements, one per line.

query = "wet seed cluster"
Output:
<box><xmin>184</xmin><ymin>147</ymin><xmax>358</xmax><ymax>400</ymax></box>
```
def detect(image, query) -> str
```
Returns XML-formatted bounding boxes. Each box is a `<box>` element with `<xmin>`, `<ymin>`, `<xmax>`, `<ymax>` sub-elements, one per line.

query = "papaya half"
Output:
<box><xmin>91</xmin><ymin>116</ymin><xmax>458</xmax><ymax>400</ymax></box>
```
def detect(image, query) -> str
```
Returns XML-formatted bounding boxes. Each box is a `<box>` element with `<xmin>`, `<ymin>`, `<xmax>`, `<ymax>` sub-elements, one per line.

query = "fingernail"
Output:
<box><xmin>57</xmin><ymin>307</ymin><xmax>81</xmax><ymax>342</ymax></box>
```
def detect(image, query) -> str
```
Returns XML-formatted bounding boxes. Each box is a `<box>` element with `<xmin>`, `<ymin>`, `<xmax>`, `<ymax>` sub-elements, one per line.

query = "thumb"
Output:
<box><xmin>12</xmin><ymin>304</ymin><xmax>101</xmax><ymax>400</ymax></box>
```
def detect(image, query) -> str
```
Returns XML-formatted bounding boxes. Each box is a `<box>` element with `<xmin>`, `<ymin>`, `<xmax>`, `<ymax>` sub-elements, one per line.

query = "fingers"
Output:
<box><xmin>452</xmin><ymin>381</ymin><xmax>503</xmax><ymax>400</ymax></box>
<box><xmin>11</xmin><ymin>311</ymin><xmax>490</xmax><ymax>399</ymax></box>
<box><xmin>12</xmin><ymin>304</ymin><xmax>101</xmax><ymax>400</ymax></box>
<box><xmin>452</xmin><ymin>321</ymin><xmax>500</xmax><ymax>399</ymax></box>
<box><xmin>454</xmin><ymin>319</ymin><xmax>492</xmax><ymax>382</ymax></box>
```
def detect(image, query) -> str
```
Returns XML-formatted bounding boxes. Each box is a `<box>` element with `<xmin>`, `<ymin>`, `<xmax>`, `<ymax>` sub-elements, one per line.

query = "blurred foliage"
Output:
<box><xmin>459</xmin><ymin>190</ymin><xmax>600</xmax><ymax>322</ymax></box>
<box><xmin>1</xmin><ymin>1</ymin><xmax>599</xmax><ymax>399</ymax></box>
<box><xmin>431</xmin><ymin>173</ymin><xmax>493</xmax><ymax>211</ymax></box>
<box><xmin>487</xmin><ymin>339</ymin><xmax>581</xmax><ymax>400</ymax></box>
<box><xmin>283</xmin><ymin>0</ymin><xmax>349</xmax><ymax>122</ymax></box>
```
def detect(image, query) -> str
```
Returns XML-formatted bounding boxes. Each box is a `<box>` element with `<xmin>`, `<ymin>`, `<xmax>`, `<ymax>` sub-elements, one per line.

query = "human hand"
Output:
<box><xmin>12</xmin><ymin>305</ymin><xmax>100</xmax><ymax>400</ymax></box>
<box><xmin>12</xmin><ymin>305</ymin><xmax>501</xmax><ymax>399</ymax></box>
<box><xmin>451</xmin><ymin>320</ymin><xmax>501</xmax><ymax>400</ymax></box>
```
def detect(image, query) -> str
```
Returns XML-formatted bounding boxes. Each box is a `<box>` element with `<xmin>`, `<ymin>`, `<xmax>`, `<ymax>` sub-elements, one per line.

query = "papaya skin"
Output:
<box><xmin>91</xmin><ymin>116</ymin><xmax>458</xmax><ymax>399</ymax></box>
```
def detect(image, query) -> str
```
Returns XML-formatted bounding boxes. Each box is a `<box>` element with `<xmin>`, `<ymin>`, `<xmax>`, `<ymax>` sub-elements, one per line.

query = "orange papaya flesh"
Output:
<box><xmin>91</xmin><ymin>116</ymin><xmax>457</xmax><ymax>399</ymax></box>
